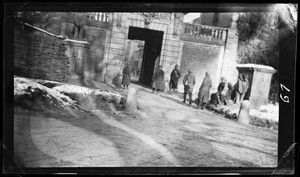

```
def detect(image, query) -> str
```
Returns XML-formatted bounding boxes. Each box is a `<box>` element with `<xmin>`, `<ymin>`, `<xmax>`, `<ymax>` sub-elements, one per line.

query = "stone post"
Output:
<box><xmin>236</xmin><ymin>64</ymin><xmax>276</xmax><ymax>109</ymax></box>
<box><xmin>126</xmin><ymin>87</ymin><xmax>138</xmax><ymax>112</ymax></box>
<box><xmin>238</xmin><ymin>100</ymin><xmax>250</xmax><ymax>125</ymax></box>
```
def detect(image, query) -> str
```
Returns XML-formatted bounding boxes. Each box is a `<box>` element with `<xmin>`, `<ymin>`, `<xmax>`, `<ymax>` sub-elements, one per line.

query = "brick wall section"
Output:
<box><xmin>14</xmin><ymin>26</ymin><xmax>69</xmax><ymax>82</ymax></box>
<box><xmin>179</xmin><ymin>41</ymin><xmax>221</xmax><ymax>94</ymax></box>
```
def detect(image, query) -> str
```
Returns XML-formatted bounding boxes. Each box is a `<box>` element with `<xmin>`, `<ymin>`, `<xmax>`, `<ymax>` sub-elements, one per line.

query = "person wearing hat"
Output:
<box><xmin>122</xmin><ymin>63</ymin><xmax>131</xmax><ymax>89</ymax></box>
<box><xmin>217</xmin><ymin>76</ymin><xmax>233</xmax><ymax>105</ymax></box>
<box><xmin>182</xmin><ymin>70</ymin><xmax>196</xmax><ymax>105</ymax></box>
<box><xmin>197</xmin><ymin>71</ymin><xmax>212</xmax><ymax>109</ymax></box>
<box><xmin>168</xmin><ymin>64</ymin><xmax>181</xmax><ymax>93</ymax></box>
<box><xmin>152</xmin><ymin>65</ymin><xmax>165</xmax><ymax>94</ymax></box>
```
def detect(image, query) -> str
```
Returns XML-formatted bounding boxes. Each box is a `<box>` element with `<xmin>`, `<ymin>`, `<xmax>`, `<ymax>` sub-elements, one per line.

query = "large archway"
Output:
<box><xmin>127</xmin><ymin>26</ymin><xmax>164</xmax><ymax>86</ymax></box>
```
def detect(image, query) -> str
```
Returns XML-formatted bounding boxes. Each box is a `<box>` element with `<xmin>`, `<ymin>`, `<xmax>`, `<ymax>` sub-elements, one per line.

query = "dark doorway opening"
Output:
<box><xmin>127</xmin><ymin>26</ymin><xmax>163</xmax><ymax>86</ymax></box>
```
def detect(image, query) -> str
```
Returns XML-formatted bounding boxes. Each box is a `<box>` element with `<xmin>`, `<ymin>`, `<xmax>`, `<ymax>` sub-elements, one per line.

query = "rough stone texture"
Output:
<box><xmin>14</xmin><ymin>26</ymin><xmax>69</xmax><ymax>83</ymax></box>
<box><xmin>84</xmin><ymin>26</ymin><xmax>108</xmax><ymax>78</ymax></box>
<box><xmin>179</xmin><ymin>41</ymin><xmax>221</xmax><ymax>94</ymax></box>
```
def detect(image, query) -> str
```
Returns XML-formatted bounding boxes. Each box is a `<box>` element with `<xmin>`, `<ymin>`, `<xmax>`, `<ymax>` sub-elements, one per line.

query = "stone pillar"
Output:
<box><xmin>220</xmin><ymin>13</ymin><xmax>239</xmax><ymax>85</ymax></box>
<box><xmin>103</xmin><ymin>13</ymin><xmax>127</xmax><ymax>84</ymax></box>
<box><xmin>63</xmin><ymin>38</ymin><xmax>90</xmax><ymax>85</ymax></box>
<box><xmin>238</xmin><ymin>100</ymin><xmax>250</xmax><ymax>125</ymax></box>
<box><xmin>236</xmin><ymin>64</ymin><xmax>276</xmax><ymax>109</ymax></box>
<box><xmin>126</xmin><ymin>88</ymin><xmax>138</xmax><ymax>112</ymax></box>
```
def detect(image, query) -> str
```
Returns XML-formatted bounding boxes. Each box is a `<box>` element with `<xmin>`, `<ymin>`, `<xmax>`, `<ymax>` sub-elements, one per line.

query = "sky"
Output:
<box><xmin>183</xmin><ymin>13</ymin><xmax>201</xmax><ymax>23</ymax></box>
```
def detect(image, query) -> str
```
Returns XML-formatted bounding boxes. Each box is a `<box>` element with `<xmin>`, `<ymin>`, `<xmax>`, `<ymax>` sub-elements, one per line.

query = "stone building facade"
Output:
<box><xmin>14</xmin><ymin>12</ymin><xmax>239</xmax><ymax>93</ymax></box>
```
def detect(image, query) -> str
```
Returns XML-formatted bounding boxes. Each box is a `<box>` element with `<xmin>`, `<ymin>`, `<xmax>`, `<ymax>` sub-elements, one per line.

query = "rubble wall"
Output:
<box><xmin>14</xmin><ymin>24</ymin><xmax>69</xmax><ymax>82</ymax></box>
<box><xmin>179</xmin><ymin>41</ymin><xmax>222</xmax><ymax>93</ymax></box>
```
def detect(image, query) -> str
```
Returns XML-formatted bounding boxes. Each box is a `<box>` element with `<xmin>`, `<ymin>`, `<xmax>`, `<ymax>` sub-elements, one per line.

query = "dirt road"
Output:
<box><xmin>14</xmin><ymin>83</ymin><xmax>278</xmax><ymax>168</ymax></box>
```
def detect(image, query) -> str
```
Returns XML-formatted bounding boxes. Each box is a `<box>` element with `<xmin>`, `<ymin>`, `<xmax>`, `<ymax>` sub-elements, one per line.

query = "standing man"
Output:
<box><xmin>169</xmin><ymin>64</ymin><xmax>181</xmax><ymax>93</ymax></box>
<box><xmin>240</xmin><ymin>74</ymin><xmax>249</xmax><ymax>102</ymax></box>
<box><xmin>122</xmin><ymin>63</ymin><xmax>131</xmax><ymax>89</ymax></box>
<box><xmin>234</xmin><ymin>73</ymin><xmax>243</xmax><ymax>104</ymax></box>
<box><xmin>197</xmin><ymin>71</ymin><xmax>212</xmax><ymax>109</ymax></box>
<box><xmin>234</xmin><ymin>73</ymin><xmax>249</xmax><ymax>104</ymax></box>
<box><xmin>152</xmin><ymin>65</ymin><xmax>165</xmax><ymax>94</ymax></box>
<box><xmin>182</xmin><ymin>70</ymin><xmax>196</xmax><ymax>105</ymax></box>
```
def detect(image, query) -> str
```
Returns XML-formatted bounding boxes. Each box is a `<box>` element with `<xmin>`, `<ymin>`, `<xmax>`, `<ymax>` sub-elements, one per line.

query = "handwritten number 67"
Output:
<box><xmin>280</xmin><ymin>84</ymin><xmax>290</xmax><ymax>103</ymax></box>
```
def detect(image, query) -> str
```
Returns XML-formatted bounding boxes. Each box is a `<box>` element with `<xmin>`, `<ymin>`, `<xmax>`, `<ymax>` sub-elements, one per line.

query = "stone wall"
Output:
<box><xmin>179</xmin><ymin>41</ymin><xmax>222</xmax><ymax>94</ymax></box>
<box><xmin>61</xmin><ymin>13</ymin><xmax>111</xmax><ymax>83</ymax></box>
<box><xmin>14</xmin><ymin>24</ymin><xmax>69</xmax><ymax>82</ymax></box>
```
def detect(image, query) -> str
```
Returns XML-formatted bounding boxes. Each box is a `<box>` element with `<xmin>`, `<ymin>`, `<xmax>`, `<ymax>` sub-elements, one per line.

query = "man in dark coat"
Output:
<box><xmin>241</xmin><ymin>74</ymin><xmax>249</xmax><ymax>101</ymax></box>
<box><xmin>169</xmin><ymin>64</ymin><xmax>181</xmax><ymax>93</ymax></box>
<box><xmin>197</xmin><ymin>71</ymin><xmax>212</xmax><ymax>109</ymax></box>
<box><xmin>182</xmin><ymin>70</ymin><xmax>196</xmax><ymax>105</ymax></box>
<box><xmin>122</xmin><ymin>63</ymin><xmax>131</xmax><ymax>89</ymax></box>
<box><xmin>234</xmin><ymin>73</ymin><xmax>249</xmax><ymax>104</ymax></box>
<box><xmin>152</xmin><ymin>65</ymin><xmax>165</xmax><ymax>94</ymax></box>
<box><xmin>217</xmin><ymin>76</ymin><xmax>233</xmax><ymax>105</ymax></box>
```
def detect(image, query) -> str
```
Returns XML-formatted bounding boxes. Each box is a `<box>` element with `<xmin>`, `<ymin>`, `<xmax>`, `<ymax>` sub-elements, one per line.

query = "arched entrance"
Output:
<box><xmin>127</xmin><ymin>26</ymin><xmax>163</xmax><ymax>86</ymax></box>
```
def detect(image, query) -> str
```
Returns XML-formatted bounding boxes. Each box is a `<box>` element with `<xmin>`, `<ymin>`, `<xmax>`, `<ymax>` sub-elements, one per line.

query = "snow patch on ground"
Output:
<box><xmin>31</xmin><ymin>79</ymin><xmax>62</xmax><ymax>85</ymax></box>
<box><xmin>14</xmin><ymin>76</ymin><xmax>77</xmax><ymax>107</ymax></box>
<box><xmin>53</xmin><ymin>84</ymin><xmax>123</xmax><ymax>102</ymax></box>
<box><xmin>226</xmin><ymin>103</ymin><xmax>279</xmax><ymax>122</ymax></box>
<box><xmin>53</xmin><ymin>84</ymin><xmax>94</xmax><ymax>95</ymax></box>
<box><xmin>250</xmin><ymin>104</ymin><xmax>279</xmax><ymax>122</ymax></box>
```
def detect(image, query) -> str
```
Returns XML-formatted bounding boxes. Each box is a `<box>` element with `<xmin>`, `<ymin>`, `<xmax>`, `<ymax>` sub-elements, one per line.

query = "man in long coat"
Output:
<box><xmin>152</xmin><ymin>65</ymin><xmax>165</xmax><ymax>94</ymax></box>
<box><xmin>122</xmin><ymin>63</ymin><xmax>131</xmax><ymax>89</ymax></box>
<box><xmin>197</xmin><ymin>71</ymin><xmax>212</xmax><ymax>109</ymax></box>
<box><xmin>169</xmin><ymin>64</ymin><xmax>181</xmax><ymax>93</ymax></box>
<box><xmin>234</xmin><ymin>73</ymin><xmax>249</xmax><ymax>104</ymax></box>
<box><xmin>182</xmin><ymin>70</ymin><xmax>196</xmax><ymax>105</ymax></box>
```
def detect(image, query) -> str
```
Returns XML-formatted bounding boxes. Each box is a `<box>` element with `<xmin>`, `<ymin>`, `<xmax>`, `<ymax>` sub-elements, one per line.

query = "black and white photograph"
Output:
<box><xmin>3</xmin><ymin>2</ymin><xmax>297</xmax><ymax>175</ymax></box>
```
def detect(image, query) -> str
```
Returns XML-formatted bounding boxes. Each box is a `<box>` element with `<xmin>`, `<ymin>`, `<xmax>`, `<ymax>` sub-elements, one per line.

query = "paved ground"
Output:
<box><xmin>14</xmin><ymin>82</ymin><xmax>278</xmax><ymax>168</ymax></box>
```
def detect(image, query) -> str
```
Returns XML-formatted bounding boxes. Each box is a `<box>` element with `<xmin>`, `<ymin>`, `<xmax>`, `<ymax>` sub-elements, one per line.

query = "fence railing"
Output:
<box><xmin>87</xmin><ymin>13</ymin><xmax>109</xmax><ymax>22</ymax></box>
<box><xmin>184</xmin><ymin>23</ymin><xmax>227</xmax><ymax>41</ymax></box>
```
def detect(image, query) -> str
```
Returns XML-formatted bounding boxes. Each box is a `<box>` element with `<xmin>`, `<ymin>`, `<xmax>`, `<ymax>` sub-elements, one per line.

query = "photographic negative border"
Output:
<box><xmin>2</xmin><ymin>1</ymin><xmax>298</xmax><ymax>175</ymax></box>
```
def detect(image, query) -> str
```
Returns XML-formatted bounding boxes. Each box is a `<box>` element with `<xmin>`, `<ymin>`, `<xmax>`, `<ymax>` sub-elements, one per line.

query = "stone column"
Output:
<box><xmin>103</xmin><ymin>13</ymin><xmax>127</xmax><ymax>85</ymax></box>
<box><xmin>99</xmin><ymin>13</ymin><xmax>114</xmax><ymax>83</ymax></box>
<box><xmin>220</xmin><ymin>13</ymin><xmax>239</xmax><ymax>85</ymax></box>
<box><xmin>63</xmin><ymin>38</ymin><xmax>90</xmax><ymax>85</ymax></box>
<box><xmin>236</xmin><ymin>64</ymin><xmax>276</xmax><ymax>109</ymax></box>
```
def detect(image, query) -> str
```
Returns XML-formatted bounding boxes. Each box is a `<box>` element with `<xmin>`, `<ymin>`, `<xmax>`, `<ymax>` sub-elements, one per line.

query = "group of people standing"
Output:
<box><xmin>121</xmin><ymin>63</ymin><xmax>249</xmax><ymax>109</ymax></box>
<box><xmin>181</xmin><ymin>70</ymin><xmax>212</xmax><ymax>109</ymax></box>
